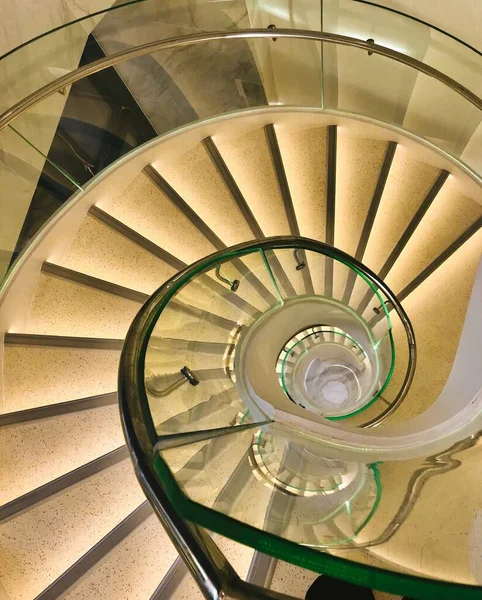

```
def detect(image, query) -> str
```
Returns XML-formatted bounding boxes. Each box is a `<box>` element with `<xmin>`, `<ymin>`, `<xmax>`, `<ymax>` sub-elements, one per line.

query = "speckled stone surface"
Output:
<box><xmin>385</xmin><ymin>186</ymin><xmax>482</xmax><ymax>294</ymax></box>
<box><xmin>60</xmin><ymin>215</ymin><xmax>177</xmax><ymax>294</ymax></box>
<box><xmin>160</xmin><ymin>142</ymin><xmax>254</xmax><ymax>246</ymax></box>
<box><xmin>172</xmin><ymin>266</ymin><xmax>262</xmax><ymax>320</ymax></box>
<box><xmin>333</xmin><ymin>132</ymin><xmax>387</xmax><ymax>299</ymax></box>
<box><xmin>351</xmin><ymin>441</ymin><xmax>482</xmax><ymax>586</ymax></box>
<box><xmin>275</xmin><ymin>126</ymin><xmax>327</xmax><ymax>241</ymax></box>
<box><xmin>215</xmin><ymin>535</ymin><xmax>254</xmax><ymax>579</ymax></box>
<box><xmin>147</xmin><ymin>380</ymin><xmax>237</xmax><ymax>436</ymax></box>
<box><xmin>171</xmin><ymin>572</ymin><xmax>204</xmax><ymax>600</ymax></box>
<box><xmin>152</xmin><ymin>302</ymin><xmax>234</xmax><ymax>344</ymax></box>
<box><xmin>384</xmin><ymin>228</ymin><xmax>482</xmax><ymax>422</ymax></box>
<box><xmin>63</xmin><ymin>514</ymin><xmax>178</xmax><ymax>600</ymax></box>
<box><xmin>274</xmin><ymin>126</ymin><xmax>328</xmax><ymax>293</ymax></box>
<box><xmin>175</xmin><ymin>430</ymin><xmax>254</xmax><ymax>509</ymax></box>
<box><xmin>271</xmin><ymin>560</ymin><xmax>318</xmax><ymax>597</ymax></box>
<box><xmin>214</xmin><ymin>127</ymin><xmax>290</xmax><ymax>237</ymax></box>
<box><xmin>170</xmin><ymin>534</ymin><xmax>253</xmax><ymax>600</ymax></box>
<box><xmin>3</xmin><ymin>347</ymin><xmax>119</xmax><ymax>411</ymax></box>
<box><xmin>98</xmin><ymin>171</ymin><xmax>216</xmax><ymax>265</ymax></box>
<box><xmin>26</xmin><ymin>273</ymin><xmax>140</xmax><ymax>338</ymax></box>
<box><xmin>0</xmin><ymin>459</ymin><xmax>144</xmax><ymax>600</ymax></box>
<box><xmin>146</xmin><ymin>340</ymin><xmax>226</xmax><ymax>372</ymax></box>
<box><xmin>351</xmin><ymin>146</ymin><xmax>441</xmax><ymax>306</ymax></box>
<box><xmin>0</xmin><ymin>405</ymin><xmax>123</xmax><ymax>505</ymax></box>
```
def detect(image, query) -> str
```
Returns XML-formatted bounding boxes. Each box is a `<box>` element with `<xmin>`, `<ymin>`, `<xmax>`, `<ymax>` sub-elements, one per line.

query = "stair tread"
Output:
<box><xmin>159</xmin><ymin>142</ymin><xmax>254</xmax><ymax>246</ymax></box>
<box><xmin>333</xmin><ymin>134</ymin><xmax>388</xmax><ymax>299</ymax></box>
<box><xmin>60</xmin><ymin>214</ymin><xmax>259</xmax><ymax>322</ymax></box>
<box><xmin>3</xmin><ymin>345</ymin><xmax>119</xmax><ymax>411</ymax></box>
<box><xmin>148</xmin><ymin>375</ymin><xmax>236</xmax><ymax>434</ymax></box>
<box><xmin>383</xmin><ymin>228</ymin><xmax>482</xmax><ymax>422</ymax></box>
<box><xmin>361</xmin><ymin>147</ymin><xmax>441</xmax><ymax>271</ymax></box>
<box><xmin>0</xmin><ymin>459</ymin><xmax>144</xmax><ymax>600</ymax></box>
<box><xmin>60</xmin><ymin>214</ymin><xmax>178</xmax><ymax>295</ymax></box>
<box><xmin>214</xmin><ymin>127</ymin><xmax>290</xmax><ymax>237</ymax></box>
<box><xmin>275</xmin><ymin>126</ymin><xmax>328</xmax><ymax>240</ymax></box>
<box><xmin>26</xmin><ymin>272</ymin><xmax>140</xmax><ymax>338</ymax></box>
<box><xmin>97</xmin><ymin>171</ymin><xmax>216</xmax><ymax>265</ymax></box>
<box><xmin>0</xmin><ymin>391</ymin><xmax>117</xmax><ymax>424</ymax></box>
<box><xmin>385</xmin><ymin>187</ymin><xmax>482</xmax><ymax>294</ymax></box>
<box><xmin>63</xmin><ymin>513</ymin><xmax>179</xmax><ymax>600</ymax></box>
<box><xmin>0</xmin><ymin>405</ymin><xmax>124</xmax><ymax>507</ymax></box>
<box><xmin>154</xmin><ymin>385</ymin><xmax>239</xmax><ymax>436</ymax></box>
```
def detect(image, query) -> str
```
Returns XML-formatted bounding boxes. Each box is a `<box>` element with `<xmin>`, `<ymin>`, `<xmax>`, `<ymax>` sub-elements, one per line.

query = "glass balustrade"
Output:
<box><xmin>1</xmin><ymin>26</ymin><xmax>481</xmax><ymax>283</ymax></box>
<box><xmin>119</xmin><ymin>238</ymin><xmax>458</xmax><ymax>598</ymax></box>
<box><xmin>119</xmin><ymin>236</ymin><xmax>482</xmax><ymax>598</ymax></box>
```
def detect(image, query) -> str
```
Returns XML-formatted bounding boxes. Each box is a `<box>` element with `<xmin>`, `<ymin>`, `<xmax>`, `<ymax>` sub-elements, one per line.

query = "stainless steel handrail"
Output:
<box><xmin>1</xmin><ymin>28</ymin><xmax>481</xmax><ymax>131</ymax></box>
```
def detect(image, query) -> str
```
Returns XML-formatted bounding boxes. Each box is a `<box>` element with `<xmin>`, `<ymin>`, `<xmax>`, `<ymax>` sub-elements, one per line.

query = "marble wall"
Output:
<box><xmin>92</xmin><ymin>0</ymin><xmax>266</xmax><ymax>134</ymax></box>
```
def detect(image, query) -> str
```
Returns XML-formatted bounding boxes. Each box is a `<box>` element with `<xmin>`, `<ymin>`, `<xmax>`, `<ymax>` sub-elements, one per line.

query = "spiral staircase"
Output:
<box><xmin>1</xmin><ymin>3</ymin><xmax>482</xmax><ymax>600</ymax></box>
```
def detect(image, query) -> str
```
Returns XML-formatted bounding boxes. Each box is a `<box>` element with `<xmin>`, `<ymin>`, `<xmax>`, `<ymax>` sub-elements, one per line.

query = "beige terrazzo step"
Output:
<box><xmin>210</xmin><ymin>126</ymin><xmax>312</xmax><ymax>295</ymax></box>
<box><xmin>333</xmin><ymin>132</ymin><xmax>388</xmax><ymax>299</ymax></box>
<box><xmin>2</xmin><ymin>346</ymin><xmax>119</xmax><ymax>412</ymax></box>
<box><xmin>272</xmin><ymin>125</ymin><xmax>328</xmax><ymax>293</ymax></box>
<box><xmin>372</xmin><ymin>442</ymin><xmax>482</xmax><ymax>586</ymax></box>
<box><xmin>158</xmin><ymin>142</ymin><xmax>254</xmax><ymax>246</ymax></box>
<box><xmin>148</xmin><ymin>382</ymin><xmax>238</xmax><ymax>435</ymax></box>
<box><xmin>59</xmin><ymin>214</ymin><xmax>178</xmax><ymax>295</ymax></box>
<box><xmin>59</xmin><ymin>214</ymin><xmax>255</xmax><ymax>324</ymax></box>
<box><xmin>25</xmin><ymin>273</ymin><xmax>140</xmax><ymax>338</ymax></box>
<box><xmin>0</xmin><ymin>459</ymin><xmax>144</xmax><ymax>600</ymax></box>
<box><xmin>213</xmin><ymin>126</ymin><xmax>291</xmax><ymax>237</ymax></box>
<box><xmin>171</xmin><ymin>535</ymin><xmax>254</xmax><ymax>600</ymax></box>
<box><xmin>382</xmin><ymin>228</ymin><xmax>482</xmax><ymax>422</ymax></box>
<box><xmin>0</xmin><ymin>404</ymin><xmax>123</xmax><ymax>506</ymax></box>
<box><xmin>163</xmin><ymin>428</ymin><xmax>254</xmax><ymax>504</ymax></box>
<box><xmin>274</xmin><ymin>126</ymin><xmax>328</xmax><ymax>241</ymax></box>
<box><xmin>384</xmin><ymin>185</ymin><xmax>482</xmax><ymax>294</ymax></box>
<box><xmin>96</xmin><ymin>171</ymin><xmax>216</xmax><ymax>265</ymax></box>
<box><xmin>350</xmin><ymin>146</ymin><xmax>442</xmax><ymax>306</ymax></box>
<box><xmin>63</xmin><ymin>514</ymin><xmax>178</xmax><ymax>600</ymax></box>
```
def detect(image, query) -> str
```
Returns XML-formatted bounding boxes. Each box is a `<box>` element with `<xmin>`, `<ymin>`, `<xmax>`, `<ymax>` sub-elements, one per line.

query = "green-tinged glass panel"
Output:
<box><xmin>121</xmin><ymin>237</ymin><xmax>443</xmax><ymax>599</ymax></box>
<box><xmin>152</xmin><ymin>427</ymin><xmax>482</xmax><ymax>598</ymax></box>
<box><xmin>259</xmin><ymin>247</ymin><xmax>395</xmax><ymax>422</ymax></box>
<box><xmin>144</xmin><ymin>249</ymin><xmax>283</xmax><ymax>437</ymax></box>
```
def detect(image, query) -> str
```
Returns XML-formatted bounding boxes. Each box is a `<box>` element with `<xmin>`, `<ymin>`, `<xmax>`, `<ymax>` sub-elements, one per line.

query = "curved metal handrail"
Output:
<box><xmin>1</xmin><ymin>28</ymin><xmax>481</xmax><ymax>131</ymax></box>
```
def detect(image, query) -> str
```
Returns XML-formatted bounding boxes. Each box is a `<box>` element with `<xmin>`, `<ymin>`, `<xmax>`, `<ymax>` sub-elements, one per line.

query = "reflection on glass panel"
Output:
<box><xmin>0</xmin><ymin>124</ymin><xmax>79</xmax><ymax>279</ymax></box>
